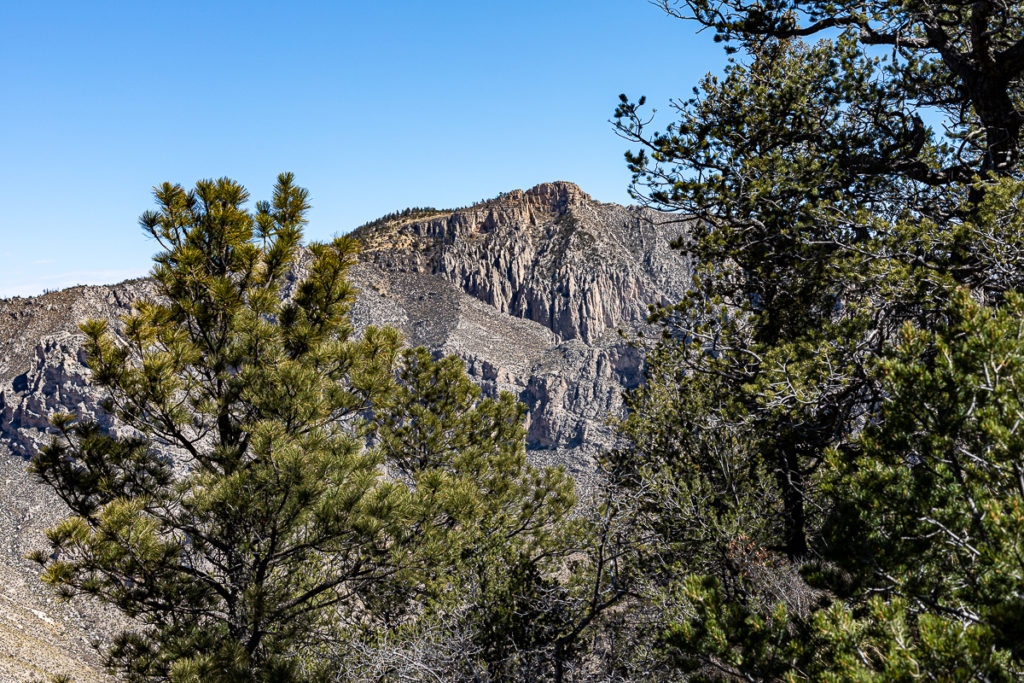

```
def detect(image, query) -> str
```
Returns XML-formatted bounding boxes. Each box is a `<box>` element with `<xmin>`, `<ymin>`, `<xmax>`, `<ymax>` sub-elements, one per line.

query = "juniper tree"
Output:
<box><xmin>611</xmin><ymin>37</ymin><xmax>893</xmax><ymax>587</ymax></box>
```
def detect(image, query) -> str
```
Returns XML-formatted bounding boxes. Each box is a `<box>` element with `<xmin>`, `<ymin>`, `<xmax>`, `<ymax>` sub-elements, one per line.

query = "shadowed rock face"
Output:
<box><xmin>0</xmin><ymin>182</ymin><xmax>690</xmax><ymax>679</ymax></box>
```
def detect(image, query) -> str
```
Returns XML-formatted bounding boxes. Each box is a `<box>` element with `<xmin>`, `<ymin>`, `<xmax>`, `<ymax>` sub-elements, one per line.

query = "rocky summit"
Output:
<box><xmin>0</xmin><ymin>181</ymin><xmax>691</xmax><ymax>680</ymax></box>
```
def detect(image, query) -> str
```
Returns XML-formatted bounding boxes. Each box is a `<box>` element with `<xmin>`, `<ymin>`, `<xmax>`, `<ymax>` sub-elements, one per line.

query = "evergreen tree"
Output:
<box><xmin>820</xmin><ymin>284</ymin><xmax>1024</xmax><ymax>679</ymax></box>
<box><xmin>29</xmin><ymin>174</ymin><xmax>578</xmax><ymax>681</ymax></box>
<box><xmin>338</xmin><ymin>347</ymin><xmax>627</xmax><ymax>682</ymax></box>
<box><xmin>31</xmin><ymin>174</ymin><xmax>407</xmax><ymax>680</ymax></box>
<box><xmin>361</xmin><ymin>346</ymin><xmax>579</xmax><ymax>680</ymax></box>
<box><xmin>649</xmin><ymin>275</ymin><xmax>1024</xmax><ymax>680</ymax></box>
<box><xmin>638</xmin><ymin>0</ymin><xmax>1024</xmax><ymax>190</ymax></box>
<box><xmin>608</xmin><ymin>1</ymin><xmax>1024</xmax><ymax>678</ymax></box>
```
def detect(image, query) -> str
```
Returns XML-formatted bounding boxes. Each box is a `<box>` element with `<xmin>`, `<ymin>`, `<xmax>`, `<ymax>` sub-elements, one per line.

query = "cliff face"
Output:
<box><xmin>355</xmin><ymin>182</ymin><xmax>689</xmax><ymax>344</ymax></box>
<box><xmin>0</xmin><ymin>283</ymin><xmax>152</xmax><ymax>447</ymax></box>
<box><xmin>0</xmin><ymin>182</ymin><xmax>690</xmax><ymax>679</ymax></box>
<box><xmin>0</xmin><ymin>282</ymin><xmax>151</xmax><ymax>682</ymax></box>
<box><xmin>350</xmin><ymin>181</ymin><xmax>691</xmax><ymax>473</ymax></box>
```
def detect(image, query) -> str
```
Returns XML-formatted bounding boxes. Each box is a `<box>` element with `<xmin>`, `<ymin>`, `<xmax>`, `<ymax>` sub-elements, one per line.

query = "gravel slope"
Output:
<box><xmin>0</xmin><ymin>446</ymin><xmax>116</xmax><ymax>682</ymax></box>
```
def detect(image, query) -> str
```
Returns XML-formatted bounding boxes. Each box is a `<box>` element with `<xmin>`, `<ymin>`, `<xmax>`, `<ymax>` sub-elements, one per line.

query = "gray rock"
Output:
<box><xmin>349</xmin><ymin>181</ymin><xmax>691</xmax><ymax>478</ymax></box>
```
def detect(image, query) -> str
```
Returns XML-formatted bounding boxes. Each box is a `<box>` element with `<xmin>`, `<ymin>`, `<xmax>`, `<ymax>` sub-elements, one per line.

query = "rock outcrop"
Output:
<box><xmin>0</xmin><ymin>182</ymin><xmax>691</xmax><ymax>680</ymax></box>
<box><xmin>0</xmin><ymin>283</ymin><xmax>152</xmax><ymax>681</ymax></box>
<box><xmin>349</xmin><ymin>182</ymin><xmax>691</xmax><ymax>474</ymax></box>
<box><xmin>355</xmin><ymin>182</ymin><xmax>688</xmax><ymax>344</ymax></box>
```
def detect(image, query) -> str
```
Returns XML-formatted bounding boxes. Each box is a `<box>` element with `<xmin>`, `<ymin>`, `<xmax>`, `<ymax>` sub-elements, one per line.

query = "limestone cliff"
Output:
<box><xmin>349</xmin><ymin>182</ymin><xmax>690</xmax><ymax>473</ymax></box>
<box><xmin>354</xmin><ymin>181</ymin><xmax>689</xmax><ymax>344</ymax></box>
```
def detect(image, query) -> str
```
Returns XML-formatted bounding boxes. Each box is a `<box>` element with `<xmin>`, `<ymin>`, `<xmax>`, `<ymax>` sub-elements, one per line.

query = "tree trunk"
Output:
<box><xmin>776</xmin><ymin>444</ymin><xmax>807</xmax><ymax>559</ymax></box>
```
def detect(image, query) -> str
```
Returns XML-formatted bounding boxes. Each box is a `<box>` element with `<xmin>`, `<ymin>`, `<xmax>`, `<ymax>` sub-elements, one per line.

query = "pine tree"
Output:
<box><xmin>342</xmin><ymin>347</ymin><xmax>624</xmax><ymax>682</ymax></box>
<box><xmin>821</xmin><ymin>285</ymin><xmax>1024</xmax><ymax>679</ymax></box>
<box><xmin>608</xmin><ymin>1</ymin><xmax>1024</xmax><ymax>678</ymax></box>
<box><xmin>28</xmin><ymin>174</ymin><xmax>578</xmax><ymax>681</ymax></box>
<box><xmin>30</xmin><ymin>174</ymin><xmax>408</xmax><ymax>679</ymax></box>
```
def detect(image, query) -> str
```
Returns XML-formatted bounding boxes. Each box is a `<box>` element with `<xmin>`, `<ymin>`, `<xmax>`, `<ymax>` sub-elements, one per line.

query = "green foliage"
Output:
<box><xmin>609</xmin><ymin>0</ymin><xmax>1024</xmax><ymax>679</ymax></box>
<box><xmin>614</xmin><ymin>285</ymin><xmax>1024</xmax><ymax>679</ymax></box>
<box><xmin>367</xmin><ymin>347</ymin><xmax>579</xmax><ymax>638</ymax></box>
<box><xmin>612</xmin><ymin>38</ymin><xmax>886</xmax><ymax>574</ymax></box>
<box><xmin>29</xmin><ymin>174</ymin><xmax>580</xmax><ymax>681</ymax></box>
<box><xmin>822</xmin><ymin>290</ymin><xmax>1024</xmax><ymax>677</ymax></box>
<box><xmin>607</xmin><ymin>340</ymin><xmax>782</xmax><ymax>584</ymax></box>
<box><xmin>353</xmin><ymin>348</ymin><xmax>628</xmax><ymax>680</ymax></box>
<box><xmin>606</xmin><ymin>329</ymin><xmax>824</xmax><ymax>679</ymax></box>
<box><xmin>32</xmin><ymin>174</ymin><xmax>407</xmax><ymax>680</ymax></box>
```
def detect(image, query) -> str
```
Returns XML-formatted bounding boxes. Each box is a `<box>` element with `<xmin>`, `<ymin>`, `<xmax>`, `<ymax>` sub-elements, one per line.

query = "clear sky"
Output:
<box><xmin>0</xmin><ymin>1</ymin><xmax>724</xmax><ymax>298</ymax></box>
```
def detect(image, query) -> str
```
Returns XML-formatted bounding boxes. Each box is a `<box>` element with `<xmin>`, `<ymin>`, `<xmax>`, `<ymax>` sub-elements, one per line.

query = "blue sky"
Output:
<box><xmin>0</xmin><ymin>1</ymin><xmax>723</xmax><ymax>297</ymax></box>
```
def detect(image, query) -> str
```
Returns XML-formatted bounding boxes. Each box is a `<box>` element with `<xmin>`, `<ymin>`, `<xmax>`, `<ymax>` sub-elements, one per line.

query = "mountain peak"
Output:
<box><xmin>515</xmin><ymin>181</ymin><xmax>591</xmax><ymax>209</ymax></box>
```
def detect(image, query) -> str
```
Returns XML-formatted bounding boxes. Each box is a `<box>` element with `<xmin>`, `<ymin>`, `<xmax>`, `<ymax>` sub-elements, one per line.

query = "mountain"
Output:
<box><xmin>0</xmin><ymin>181</ymin><xmax>691</xmax><ymax>680</ymax></box>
